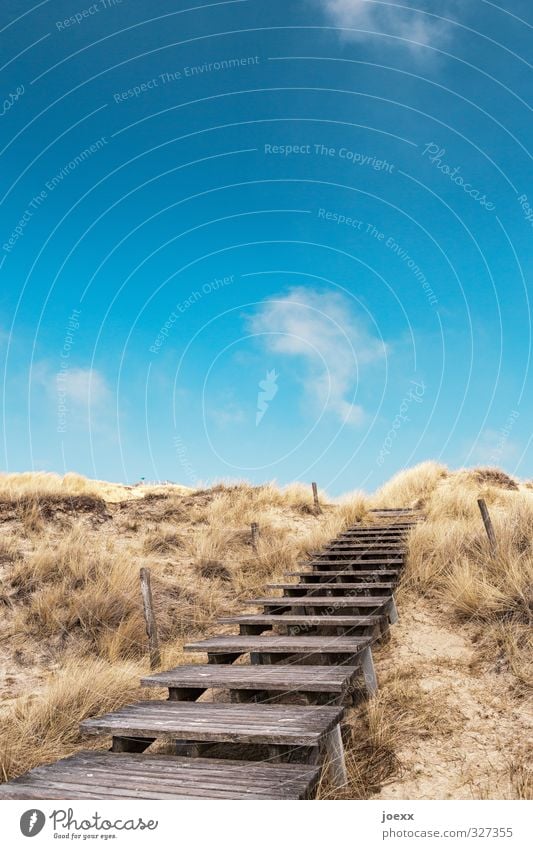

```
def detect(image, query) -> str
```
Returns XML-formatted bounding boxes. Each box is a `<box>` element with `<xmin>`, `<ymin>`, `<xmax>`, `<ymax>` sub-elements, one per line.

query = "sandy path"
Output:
<box><xmin>372</xmin><ymin>597</ymin><xmax>532</xmax><ymax>800</ymax></box>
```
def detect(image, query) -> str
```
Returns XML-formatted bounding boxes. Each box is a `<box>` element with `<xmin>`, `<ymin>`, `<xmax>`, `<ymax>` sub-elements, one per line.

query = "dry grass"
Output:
<box><xmin>371</xmin><ymin>461</ymin><xmax>448</xmax><ymax>509</ymax></box>
<box><xmin>0</xmin><ymin>657</ymin><xmax>147</xmax><ymax>781</ymax></box>
<box><xmin>0</xmin><ymin>471</ymin><xmax>191</xmax><ymax>503</ymax></box>
<box><xmin>142</xmin><ymin>526</ymin><xmax>185</xmax><ymax>554</ymax></box>
<box><xmin>509</xmin><ymin>757</ymin><xmax>533</xmax><ymax>800</ymax></box>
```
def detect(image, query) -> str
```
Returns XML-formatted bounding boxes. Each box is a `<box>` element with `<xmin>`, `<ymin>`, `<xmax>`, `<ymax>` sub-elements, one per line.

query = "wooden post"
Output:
<box><xmin>323</xmin><ymin>724</ymin><xmax>348</xmax><ymax>787</ymax></box>
<box><xmin>477</xmin><ymin>499</ymin><xmax>497</xmax><ymax>554</ymax></box>
<box><xmin>251</xmin><ymin>522</ymin><xmax>259</xmax><ymax>552</ymax></box>
<box><xmin>386</xmin><ymin>595</ymin><xmax>399</xmax><ymax>625</ymax></box>
<box><xmin>360</xmin><ymin>646</ymin><xmax>378</xmax><ymax>696</ymax></box>
<box><xmin>140</xmin><ymin>567</ymin><xmax>161</xmax><ymax>670</ymax></box>
<box><xmin>312</xmin><ymin>482</ymin><xmax>321</xmax><ymax>513</ymax></box>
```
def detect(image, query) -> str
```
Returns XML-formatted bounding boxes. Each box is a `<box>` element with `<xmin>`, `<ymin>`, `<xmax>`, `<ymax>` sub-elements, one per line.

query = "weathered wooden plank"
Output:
<box><xmin>336</xmin><ymin>538</ymin><xmax>405</xmax><ymax>543</ymax></box>
<box><xmin>267</xmin><ymin>582</ymin><xmax>396</xmax><ymax>591</ymax></box>
<box><xmin>218</xmin><ymin>614</ymin><xmax>382</xmax><ymax>628</ymax></box>
<box><xmin>80</xmin><ymin>701</ymin><xmax>344</xmax><ymax>746</ymax></box>
<box><xmin>335</xmin><ymin>528</ymin><xmax>409</xmax><ymax>542</ymax></box>
<box><xmin>185</xmin><ymin>634</ymin><xmax>372</xmax><ymax>654</ymax></box>
<box><xmin>309</xmin><ymin>548</ymin><xmax>405</xmax><ymax>564</ymax></box>
<box><xmin>322</xmin><ymin>542</ymin><xmax>405</xmax><ymax>557</ymax></box>
<box><xmin>142</xmin><ymin>663</ymin><xmax>357</xmax><ymax>693</ymax></box>
<box><xmin>335</xmin><ymin>530</ymin><xmax>408</xmax><ymax>542</ymax></box>
<box><xmin>0</xmin><ymin>752</ymin><xmax>321</xmax><ymax>800</ymax></box>
<box><xmin>340</xmin><ymin>527</ymin><xmax>408</xmax><ymax>532</ymax></box>
<box><xmin>245</xmin><ymin>596</ymin><xmax>392</xmax><ymax>608</ymax></box>
<box><xmin>305</xmin><ymin>558</ymin><xmax>403</xmax><ymax>567</ymax></box>
<box><xmin>286</xmin><ymin>570</ymin><xmax>400</xmax><ymax>579</ymax></box>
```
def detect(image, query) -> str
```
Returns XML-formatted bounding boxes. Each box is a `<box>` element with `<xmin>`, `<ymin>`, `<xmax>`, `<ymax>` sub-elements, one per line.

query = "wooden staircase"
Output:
<box><xmin>0</xmin><ymin>507</ymin><xmax>421</xmax><ymax>800</ymax></box>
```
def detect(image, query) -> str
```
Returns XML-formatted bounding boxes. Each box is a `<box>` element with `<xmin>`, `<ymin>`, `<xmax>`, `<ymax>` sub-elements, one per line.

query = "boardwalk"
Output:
<box><xmin>0</xmin><ymin>507</ymin><xmax>421</xmax><ymax>800</ymax></box>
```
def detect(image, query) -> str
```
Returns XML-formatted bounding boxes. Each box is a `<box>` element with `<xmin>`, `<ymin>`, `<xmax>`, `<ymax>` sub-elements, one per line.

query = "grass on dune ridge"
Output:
<box><xmin>374</xmin><ymin>462</ymin><xmax>532</xmax><ymax>689</ymax></box>
<box><xmin>0</xmin><ymin>464</ymin><xmax>531</xmax><ymax>797</ymax></box>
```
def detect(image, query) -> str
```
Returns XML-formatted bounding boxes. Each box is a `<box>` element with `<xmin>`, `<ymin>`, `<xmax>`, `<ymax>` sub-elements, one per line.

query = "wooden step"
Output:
<box><xmin>324</xmin><ymin>544</ymin><xmax>405</xmax><ymax>550</ymax></box>
<box><xmin>219</xmin><ymin>614</ymin><xmax>384</xmax><ymax>633</ymax></box>
<box><xmin>369</xmin><ymin>508</ymin><xmax>420</xmax><ymax>513</ymax></box>
<box><xmin>335</xmin><ymin>538</ymin><xmax>405</xmax><ymax>544</ymax></box>
<box><xmin>335</xmin><ymin>531</ymin><xmax>406</xmax><ymax>542</ymax></box>
<box><xmin>330</xmin><ymin>543</ymin><xmax>404</xmax><ymax>549</ymax></box>
<box><xmin>267</xmin><ymin>582</ymin><xmax>395</xmax><ymax>592</ymax></box>
<box><xmin>341</xmin><ymin>527</ymin><xmax>408</xmax><ymax>531</ymax></box>
<box><xmin>185</xmin><ymin>634</ymin><xmax>372</xmax><ymax>659</ymax></box>
<box><xmin>369</xmin><ymin>514</ymin><xmax>420</xmax><ymax>518</ymax></box>
<box><xmin>309</xmin><ymin>547</ymin><xmax>405</xmax><ymax>564</ymax></box>
<box><xmin>354</xmin><ymin>517</ymin><xmax>418</xmax><ymax>522</ymax></box>
<box><xmin>0</xmin><ymin>751</ymin><xmax>321</xmax><ymax>800</ymax></box>
<box><xmin>306</xmin><ymin>557</ymin><xmax>403</xmax><ymax>566</ymax></box>
<box><xmin>349</xmin><ymin>517</ymin><xmax>413</xmax><ymax>522</ymax></box>
<box><xmin>245</xmin><ymin>596</ymin><xmax>393</xmax><ymax>609</ymax></box>
<box><xmin>286</xmin><ymin>570</ymin><xmax>400</xmax><ymax>579</ymax></box>
<box><xmin>340</xmin><ymin>526</ymin><xmax>408</xmax><ymax>532</ymax></box>
<box><xmin>319</xmin><ymin>550</ymin><xmax>404</xmax><ymax>557</ymax></box>
<box><xmin>81</xmin><ymin>700</ymin><xmax>344</xmax><ymax>747</ymax></box>
<box><xmin>141</xmin><ymin>663</ymin><xmax>358</xmax><ymax>695</ymax></box>
<box><xmin>341</xmin><ymin>525</ymin><xmax>409</xmax><ymax>534</ymax></box>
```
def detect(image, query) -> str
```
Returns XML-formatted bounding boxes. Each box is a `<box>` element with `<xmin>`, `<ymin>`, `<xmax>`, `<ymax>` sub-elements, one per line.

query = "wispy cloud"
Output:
<box><xmin>34</xmin><ymin>363</ymin><xmax>111</xmax><ymax>432</ymax></box>
<box><xmin>316</xmin><ymin>0</ymin><xmax>454</xmax><ymax>52</ymax></box>
<box><xmin>209</xmin><ymin>403</ymin><xmax>246</xmax><ymax>427</ymax></box>
<box><xmin>57</xmin><ymin>367</ymin><xmax>110</xmax><ymax>406</ymax></box>
<box><xmin>247</xmin><ymin>287</ymin><xmax>386</xmax><ymax>427</ymax></box>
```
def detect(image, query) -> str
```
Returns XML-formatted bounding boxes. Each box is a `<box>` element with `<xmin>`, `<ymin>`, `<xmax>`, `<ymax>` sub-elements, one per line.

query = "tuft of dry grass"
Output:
<box><xmin>509</xmin><ymin>757</ymin><xmax>533</xmax><ymax>800</ymax></box>
<box><xmin>0</xmin><ymin>657</ymin><xmax>147</xmax><ymax>782</ymax></box>
<box><xmin>7</xmin><ymin>526</ymin><xmax>144</xmax><ymax>659</ymax></box>
<box><xmin>142</xmin><ymin>526</ymin><xmax>185</xmax><ymax>554</ymax></box>
<box><xmin>0</xmin><ymin>534</ymin><xmax>20</xmax><ymax>565</ymax></box>
<box><xmin>406</xmin><ymin>499</ymin><xmax>533</xmax><ymax>621</ymax></box>
<box><xmin>372</xmin><ymin>461</ymin><xmax>448</xmax><ymax>509</ymax></box>
<box><xmin>471</xmin><ymin>467</ymin><xmax>519</xmax><ymax>491</ymax></box>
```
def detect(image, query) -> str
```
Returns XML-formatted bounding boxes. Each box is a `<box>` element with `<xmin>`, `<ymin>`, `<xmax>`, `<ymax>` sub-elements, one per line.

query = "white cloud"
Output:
<box><xmin>317</xmin><ymin>0</ymin><xmax>452</xmax><ymax>51</ymax></box>
<box><xmin>34</xmin><ymin>362</ymin><xmax>111</xmax><ymax>422</ymax></box>
<box><xmin>210</xmin><ymin>404</ymin><xmax>246</xmax><ymax>427</ymax></box>
<box><xmin>57</xmin><ymin>367</ymin><xmax>110</xmax><ymax>406</ymax></box>
<box><xmin>247</xmin><ymin>287</ymin><xmax>386</xmax><ymax>427</ymax></box>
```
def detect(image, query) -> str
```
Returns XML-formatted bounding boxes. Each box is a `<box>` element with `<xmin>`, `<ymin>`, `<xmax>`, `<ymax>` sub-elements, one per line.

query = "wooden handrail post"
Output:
<box><xmin>140</xmin><ymin>567</ymin><xmax>161</xmax><ymax>670</ymax></box>
<box><xmin>251</xmin><ymin>522</ymin><xmax>259</xmax><ymax>552</ymax></box>
<box><xmin>477</xmin><ymin>499</ymin><xmax>497</xmax><ymax>554</ymax></box>
<box><xmin>312</xmin><ymin>482</ymin><xmax>321</xmax><ymax>514</ymax></box>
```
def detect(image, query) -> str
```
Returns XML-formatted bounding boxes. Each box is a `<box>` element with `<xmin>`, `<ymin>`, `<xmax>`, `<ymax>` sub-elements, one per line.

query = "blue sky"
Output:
<box><xmin>0</xmin><ymin>0</ymin><xmax>531</xmax><ymax>494</ymax></box>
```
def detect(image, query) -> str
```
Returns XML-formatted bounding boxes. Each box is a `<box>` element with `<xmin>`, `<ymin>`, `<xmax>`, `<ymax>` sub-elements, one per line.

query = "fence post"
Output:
<box><xmin>312</xmin><ymin>482</ymin><xmax>321</xmax><ymax>514</ymax></box>
<box><xmin>251</xmin><ymin>522</ymin><xmax>260</xmax><ymax>552</ymax></box>
<box><xmin>140</xmin><ymin>567</ymin><xmax>161</xmax><ymax>670</ymax></box>
<box><xmin>477</xmin><ymin>499</ymin><xmax>497</xmax><ymax>554</ymax></box>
